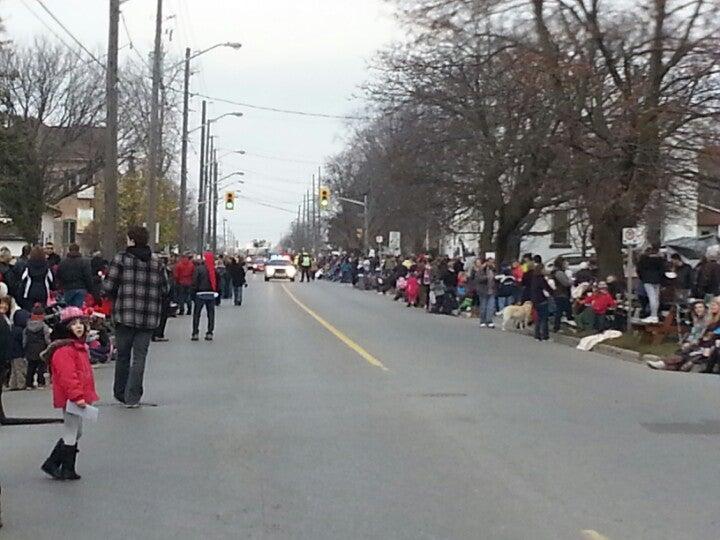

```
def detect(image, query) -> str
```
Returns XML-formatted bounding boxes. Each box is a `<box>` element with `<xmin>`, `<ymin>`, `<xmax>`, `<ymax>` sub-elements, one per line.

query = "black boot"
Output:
<box><xmin>59</xmin><ymin>443</ymin><xmax>81</xmax><ymax>480</ymax></box>
<box><xmin>41</xmin><ymin>439</ymin><xmax>64</xmax><ymax>479</ymax></box>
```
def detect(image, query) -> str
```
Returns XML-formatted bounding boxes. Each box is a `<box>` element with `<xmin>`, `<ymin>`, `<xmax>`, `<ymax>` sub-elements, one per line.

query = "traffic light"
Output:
<box><xmin>319</xmin><ymin>186</ymin><xmax>330</xmax><ymax>208</ymax></box>
<box><xmin>224</xmin><ymin>191</ymin><xmax>235</xmax><ymax>210</ymax></box>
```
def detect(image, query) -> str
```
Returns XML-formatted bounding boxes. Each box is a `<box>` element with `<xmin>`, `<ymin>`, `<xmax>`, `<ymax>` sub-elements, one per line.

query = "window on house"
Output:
<box><xmin>551</xmin><ymin>210</ymin><xmax>570</xmax><ymax>247</ymax></box>
<box><xmin>62</xmin><ymin>219</ymin><xmax>77</xmax><ymax>245</ymax></box>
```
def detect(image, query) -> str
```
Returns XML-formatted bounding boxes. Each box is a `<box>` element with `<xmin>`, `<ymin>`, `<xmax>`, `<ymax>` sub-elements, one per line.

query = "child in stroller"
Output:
<box><xmin>85</xmin><ymin>310</ymin><xmax>115</xmax><ymax>364</ymax></box>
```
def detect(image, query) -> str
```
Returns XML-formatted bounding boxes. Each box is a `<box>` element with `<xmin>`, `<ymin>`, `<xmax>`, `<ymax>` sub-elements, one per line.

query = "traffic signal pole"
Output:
<box><xmin>337</xmin><ymin>195</ymin><xmax>369</xmax><ymax>254</ymax></box>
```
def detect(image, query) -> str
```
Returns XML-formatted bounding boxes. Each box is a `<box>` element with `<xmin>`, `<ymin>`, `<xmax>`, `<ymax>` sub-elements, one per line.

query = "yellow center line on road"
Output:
<box><xmin>282</xmin><ymin>284</ymin><xmax>389</xmax><ymax>372</ymax></box>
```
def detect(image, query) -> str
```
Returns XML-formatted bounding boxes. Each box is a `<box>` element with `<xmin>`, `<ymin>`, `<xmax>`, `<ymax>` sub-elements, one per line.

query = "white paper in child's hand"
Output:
<box><xmin>66</xmin><ymin>400</ymin><xmax>99</xmax><ymax>423</ymax></box>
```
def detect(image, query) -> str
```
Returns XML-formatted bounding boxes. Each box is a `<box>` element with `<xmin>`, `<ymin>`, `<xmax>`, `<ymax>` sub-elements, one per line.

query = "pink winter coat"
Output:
<box><xmin>47</xmin><ymin>340</ymin><xmax>99</xmax><ymax>409</ymax></box>
<box><xmin>406</xmin><ymin>276</ymin><xmax>420</xmax><ymax>302</ymax></box>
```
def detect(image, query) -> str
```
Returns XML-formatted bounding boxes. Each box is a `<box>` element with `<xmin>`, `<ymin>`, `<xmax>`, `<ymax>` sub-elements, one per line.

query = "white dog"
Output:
<box><xmin>501</xmin><ymin>301</ymin><xmax>533</xmax><ymax>331</ymax></box>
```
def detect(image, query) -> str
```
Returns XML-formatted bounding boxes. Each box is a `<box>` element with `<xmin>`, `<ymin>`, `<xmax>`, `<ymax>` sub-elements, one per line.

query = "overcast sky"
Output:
<box><xmin>2</xmin><ymin>0</ymin><xmax>401</xmax><ymax>248</ymax></box>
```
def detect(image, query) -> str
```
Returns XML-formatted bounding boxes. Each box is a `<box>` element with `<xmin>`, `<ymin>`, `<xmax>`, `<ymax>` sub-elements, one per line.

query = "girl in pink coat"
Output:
<box><xmin>41</xmin><ymin>307</ymin><xmax>99</xmax><ymax>481</ymax></box>
<box><xmin>405</xmin><ymin>272</ymin><xmax>420</xmax><ymax>307</ymax></box>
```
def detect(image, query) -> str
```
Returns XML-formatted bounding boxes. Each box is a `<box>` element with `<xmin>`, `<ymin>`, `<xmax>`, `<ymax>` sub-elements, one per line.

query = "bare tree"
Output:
<box><xmin>0</xmin><ymin>38</ymin><xmax>105</xmax><ymax>241</ymax></box>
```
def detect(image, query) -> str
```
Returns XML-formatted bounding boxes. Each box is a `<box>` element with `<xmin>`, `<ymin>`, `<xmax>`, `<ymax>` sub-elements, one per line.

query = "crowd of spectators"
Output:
<box><xmin>317</xmin><ymin>245</ymin><xmax>720</xmax><ymax>374</ymax></box>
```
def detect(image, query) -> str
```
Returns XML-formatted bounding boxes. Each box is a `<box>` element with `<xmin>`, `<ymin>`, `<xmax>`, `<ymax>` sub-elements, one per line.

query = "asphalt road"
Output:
<box><xmin>2</xmin><ymin>275</ymin><xmax>720</xmax><ymax>539</ymax></box>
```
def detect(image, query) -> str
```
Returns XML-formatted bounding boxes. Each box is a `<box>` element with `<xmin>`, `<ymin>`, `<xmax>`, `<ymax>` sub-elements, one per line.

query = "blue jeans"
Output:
<box><xmin>534</xmin><ymin>302</ymin><xmax>550</xmax><ymax>340</ymax></box>
<box><xmin>193</xmin><ymin>296</ymin><xmax>216</xmax><ymax>334</ymax></box>
<box><xmin>497</xmin><ymin>296</ymin><xmax>512</xmax><ymax>311</ymax></box>
<box><xmin>64</xmin><ymin>289</ymin><xmax>86</xmax><ymax>308</ymax></box>
<box><xmin>479</xmin><ymin>294</ymin><xmax>496</xmax><ymax>325</ymax></box>
<box><xmin>233</xmin><ymin>285</ymin><xmax>244</xmax><ymax>306</ymax></box>
<box><xmin>176</xmin><ymin>285</ymin><xmax>192</xmax><ymax>314</ymax></box>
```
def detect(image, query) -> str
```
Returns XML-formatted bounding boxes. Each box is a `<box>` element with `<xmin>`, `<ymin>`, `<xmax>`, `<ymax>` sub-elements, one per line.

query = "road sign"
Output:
<box><xmin>622</xmin><ymin>227</ymin><xmax>645</xmax><ymax>247</ymax></box>
<box><xmin>388</xmin><ymin>231</ymin><xmax>401</xmax><ymax>254</ymax></box>
<box><xmin>375</xmin><ymin>235</ymin><xmax>383</xmax><ymax>244</ymax></box>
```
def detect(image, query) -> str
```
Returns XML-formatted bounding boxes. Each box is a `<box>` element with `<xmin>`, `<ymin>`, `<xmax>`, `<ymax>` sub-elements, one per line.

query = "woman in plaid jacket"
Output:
<box><xmin>103</xmin><ymin>226</ymin><xmax>168</xmax><ymax>408</ymax></box>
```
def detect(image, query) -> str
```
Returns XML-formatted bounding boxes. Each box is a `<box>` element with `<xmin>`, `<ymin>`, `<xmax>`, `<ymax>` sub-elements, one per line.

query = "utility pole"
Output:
<box><xmin>222</xmin><ymin>218</ymin><xmax>227</xmax><ymax>252</ymax></box>
<box><xmin>317</xmin><ymin>166</ymin><xmax>322</xmax><ymax>249</ymax></box>
<box><xmin>205</xmin><ymin>135</ymin><xmax>214</xmax><ymax>248</ymax></box>
<box><xmin>196</xmin><ymin>100</ymin><xmax>206</xmax><ymax>253</ymax></box>
<box><xmin>306</xmin><ymin>190</ymin><xmax>311</xmax><ymax>247</ymax></box>
<box><xmin>179</xmin><ymin>47</ymin><xmax>190</xmax><ymax>253</ymax></box>
<box><xmin>311</xmin><ymin>174</ymin><xmax>316</xmax><ymax>253</ymax></box>
<box><xmin>102</xmin><ymin>0</ymin><xmax>119</xmax><ymax>259</ymax></box>
<box><xmin>302</xmin><ymin>193</ymin><xmax>307</xmax><ymax>247</ymax></box>
<box><xmin>146</xmin><ymin>0</ymin><xmax>163</xmax><ymax>250</ymax></box>
<box><xmin>363</xmin><ymin>193</ymin><xmax>369</xmax><ymax>254</ymax></box>
<box><xmin>212</xmin><ymin>149</ymin><xmax>218</xmax><ymax>253</ymax></box>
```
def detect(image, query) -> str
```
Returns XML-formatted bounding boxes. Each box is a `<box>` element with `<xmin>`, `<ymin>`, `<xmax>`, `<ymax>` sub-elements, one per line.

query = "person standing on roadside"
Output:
<box><xmin>670</xmin><ymin>253</ymin><xmax>692</xmax><ymax>303</ymax></box>
<box><xmin>19</xmin><ymin>246</ymin><xmax>53</xmax><ymax>311</ymax></box>
<box><xmin>173</xmin><ymin>252</ymin><xmax>195</xmax><ymax>316</ymax></box>
<box><xmin>228</xmin><ymin>257</ymin><xmax>248</xmax><ymax>306</ymax></box>
<box><xmin>552</xmin><ymin>257</ymin><xmax>574</xmax><ymax>332</ymax></box>
<box><xmin>44</xmin><ymin>243</ymin><xmax>61</xmax><ymax>270</ymax></box>
<box><xmin>472</xmin><ymin>258</ymin><xmax>497</xmax><ymax>328</ymax></box>
<box><xmin>637</xmin><ymin>245</ymin><xmax>665</xmax><ymax>323</ymax></box>
<box><xmin>103</xmin><ymin>226</ymin><xmax>167</xmax><ymax>408</ymax></box>
<box><xmin>531</xmin><ymin>263</ymin><xmax>553</xmax><ymax>341</ymax></box>
<box><xmin>191</xmin><ymin>252</ymin><xmax>219</xmax><ymax>341</ymax></box>
<box><xmin>299</xmin><ymin>249</ymin><xmax>312</xmax><ymax>283</ymax></box>
<box><xmin>57</xmin><ymin>244</ymin><xmax>93</xmax><ymax>308</ymax></box>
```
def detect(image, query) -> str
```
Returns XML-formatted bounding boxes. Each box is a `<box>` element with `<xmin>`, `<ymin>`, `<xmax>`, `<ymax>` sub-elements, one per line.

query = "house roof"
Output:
<box><xmin>0</xmin><ymin>221</ymin><xmax>26</xmax><ymax>242</ymax></box>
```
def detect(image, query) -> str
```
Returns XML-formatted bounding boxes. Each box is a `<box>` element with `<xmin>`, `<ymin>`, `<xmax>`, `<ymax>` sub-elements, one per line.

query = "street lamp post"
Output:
<box><xmin>178</xmin><ymin>41</ymin><xmax>241</xmax><ymax>252</ymax></box>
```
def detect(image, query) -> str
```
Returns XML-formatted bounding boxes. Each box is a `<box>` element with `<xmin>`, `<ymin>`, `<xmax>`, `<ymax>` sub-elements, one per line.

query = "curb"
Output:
<box><xmin>593</xmin><ymin>344</ymin><xmax>643</xmax><ymax>364</ymax></box>
<box><xmin>356</xmin><ymin>284</ymin><xmax>657</xmax><ymax>367</ymax></box>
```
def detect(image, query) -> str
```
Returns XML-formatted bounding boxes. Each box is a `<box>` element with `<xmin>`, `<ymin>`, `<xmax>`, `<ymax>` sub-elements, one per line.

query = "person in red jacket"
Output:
<box><xmin>40</xmin><ymin>306</ymin><xmax>99</xmax><ymax>481</ymax></box>
<box><xmin>173</xmin><ymin>252</ymin><xmax>195</xmax><ymax>316</ymax></box>
<box><xmin>580</xmin><ymin>281</ymin><xmax>617</xmax><ymax>332</ymax></box>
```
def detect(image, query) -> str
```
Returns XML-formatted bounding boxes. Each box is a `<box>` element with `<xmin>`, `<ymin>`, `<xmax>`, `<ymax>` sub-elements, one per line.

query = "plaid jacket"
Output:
<box><xmin>103</xmin><ymin>249</ymin><xmax>168</xmax><ymax>330</ymax></box>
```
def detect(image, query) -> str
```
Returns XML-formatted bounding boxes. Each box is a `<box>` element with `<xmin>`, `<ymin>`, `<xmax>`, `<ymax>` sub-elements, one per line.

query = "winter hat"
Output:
<box><xmin>60</xmin><ymin>306</ymin><xmax>85</xmax><ymax>324</ymax></box>
<box><xmin>84</xmin><ymin>307</ymin><xmax>105</xmax><ymax>320</ymax></box>
<box><xmin>13</xmin><ymin>309</ymin><xmax>30</xmax><ymax>328</ymax></box>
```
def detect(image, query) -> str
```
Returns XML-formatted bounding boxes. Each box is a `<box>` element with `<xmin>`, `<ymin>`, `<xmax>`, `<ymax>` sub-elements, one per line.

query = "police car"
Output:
<box><xmin>264</xmin><ymin>256</ymin><xmax>297</xmax><ymax>282</ymax></box>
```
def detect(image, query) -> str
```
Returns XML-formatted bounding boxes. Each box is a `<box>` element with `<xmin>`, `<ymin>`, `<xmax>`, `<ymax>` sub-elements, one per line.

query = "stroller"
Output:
<box><xmin>86</xmin><ymin>311</ymin><xmax>116</xmax><ymax>364</ymax></box>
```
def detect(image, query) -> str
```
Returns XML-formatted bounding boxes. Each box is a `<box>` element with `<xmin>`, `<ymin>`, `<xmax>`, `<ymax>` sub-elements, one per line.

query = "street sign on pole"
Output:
<box><xmin>622</xmin><ymin>227</ymin><xmax>645</xmax><ymax>247</ymax></box>
<box><xmin>388</xmin><ymin>231</ymin><xmax>401</xmax><ymax>254</ymax></box>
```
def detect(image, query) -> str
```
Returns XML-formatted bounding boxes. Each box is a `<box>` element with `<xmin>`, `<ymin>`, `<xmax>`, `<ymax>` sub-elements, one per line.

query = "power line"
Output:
<box><xmin>241</xmin><ymin>169</ymin><xmax>308</xmax><ymax>185</ymax></box>
<box><xmin>237</xmin><ymin>195</ymin><xmax>297</xmax><ymax>214</ymax></box>
<box><xmin>189</xmin><ymin>91</ymin><xmax>370</xmax><ymax>121</ymax></box>
<box><xmin>120</xmin><ymin>10</ymin><xmax>151</xmax><ymax>70</ymax></box>
<box><xmin>33</xmin><ymin>0</ymin><xmax>105</xmax><ymax>69</ymax></box>
<box><xmin>19</xmin><ymin>0</ymin><xmax>89</xmax><ymax>64</ymax></box>
<box><xmin>244</xmin><ymin>151</ymin><xmax>318</xmax><ymax>165</ymax></box>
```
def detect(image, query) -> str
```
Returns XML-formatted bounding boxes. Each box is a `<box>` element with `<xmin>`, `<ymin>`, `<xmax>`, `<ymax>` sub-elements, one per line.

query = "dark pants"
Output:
<box><xmin>233</xmin><ymin>285</ymin><xmax>244</xmax><ymax>306</ymax></box>
<box><xmin>64</xmin><ymin>289</ymin><xmax>86</xmax><ymax>308</ymax></box>
<box><xmin>553</xmin><ymin>296</ymin><xmax>573</xmax><ymax>332</ymax></box>
<box><xmin>300</xmin><ymin>267</ymin><xmax>311</xmax><ymax>282</ymax></box>
<box><xmin>154</xmin><ymin>297</ymin><xmax>170</xmax><ymax>338</ymax></box>
<box><xmin>221</xmin><ymin>274</ymin><xmax>233</xmax><ymax>299</ymax></box>
<box><xmin>193</xmin><ymin>297</ymin><xmax>216</xmax><ymax>334</ymax></box>
<box><xmin>25</xmin><ymin>357</ymin><xmax>46</xmax><ymax>387</ymax></box>
<box><xmin>534</xmin><ymin>302</ymin><xmax>550</xmax><ymax>341</ymax></box>
<box><xmin>114</xmin><ymin>325</ymin><xmax>153</xmax><ymax>405</ymax></box>
<box><xmin>176</xmin><ymin>285</ymin><xmax>192</xmax><ymax>315</ymax></box>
